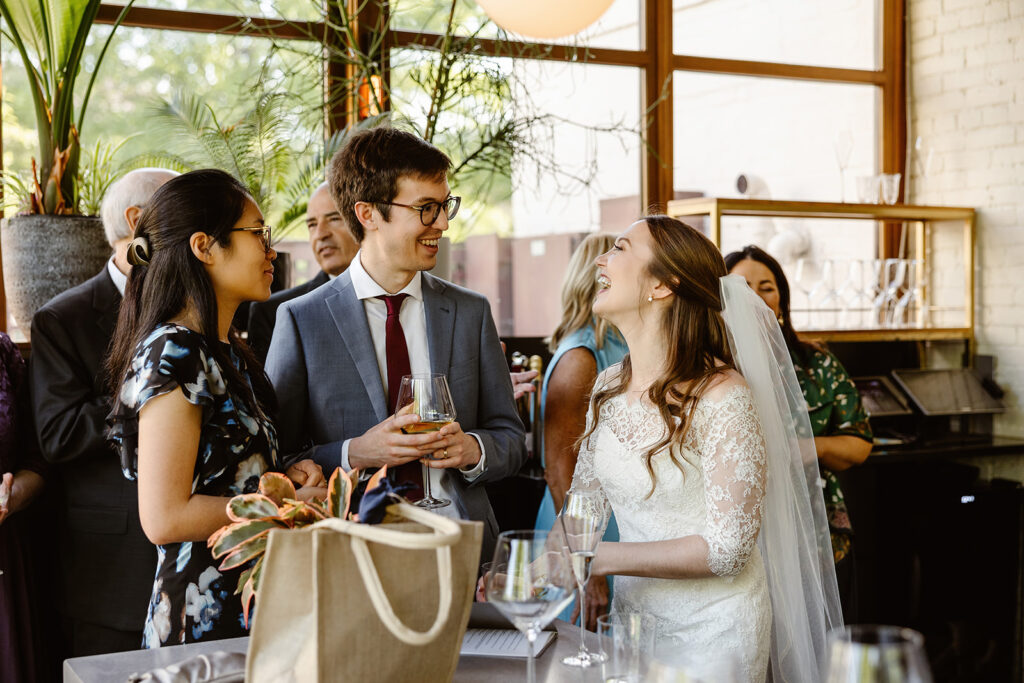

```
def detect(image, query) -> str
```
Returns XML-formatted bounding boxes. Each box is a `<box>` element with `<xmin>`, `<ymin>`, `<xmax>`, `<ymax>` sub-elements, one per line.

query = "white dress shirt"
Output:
<box><xmin>340</xmin><ymin>252</ymin><xmax>486</xmax><ymax>518</ymax></box>
<box><xmin>107</xmin><ymin>257</ymin><xmax>128</xmax><ymax>296</ymax></box>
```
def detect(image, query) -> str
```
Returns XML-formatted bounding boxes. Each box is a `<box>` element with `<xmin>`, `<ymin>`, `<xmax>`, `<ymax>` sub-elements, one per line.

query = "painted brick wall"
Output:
<box><xmin>908</xmin><ymin>0</ymin><xmax>1024</xmax><ymax>457</ymax></box>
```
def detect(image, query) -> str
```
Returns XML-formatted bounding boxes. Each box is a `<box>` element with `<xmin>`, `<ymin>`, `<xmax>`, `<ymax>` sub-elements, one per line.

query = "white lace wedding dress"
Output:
<box><xmin>572</xmin><ymin>372</ymin><xmax>772</xmax><ymax>682</ymax></box>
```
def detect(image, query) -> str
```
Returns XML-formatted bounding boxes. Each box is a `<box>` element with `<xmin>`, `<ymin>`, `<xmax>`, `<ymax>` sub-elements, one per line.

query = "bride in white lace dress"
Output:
<box><xmin>572</xmin><ymin>216</ymin><xmax>841</xmax><ymax>682</ymax></box>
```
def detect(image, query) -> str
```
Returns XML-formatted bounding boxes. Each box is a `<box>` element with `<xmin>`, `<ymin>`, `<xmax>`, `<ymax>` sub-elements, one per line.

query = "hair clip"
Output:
<box><xmin>127</xmin><ymin>236</ymin><xmax>152</xmax><ymax>266</ymax></box>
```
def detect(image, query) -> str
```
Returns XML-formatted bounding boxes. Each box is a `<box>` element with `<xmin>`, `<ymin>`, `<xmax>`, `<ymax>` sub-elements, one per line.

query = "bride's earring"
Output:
<box><xmin>647</xmin><ymin>295</ymin><xmax>654</xmax><ymax>303</ymax></box>
<box><xmin>777</xmin><ymin>314</ymin><xmax>785</xmax><ymax>325</ymax></box>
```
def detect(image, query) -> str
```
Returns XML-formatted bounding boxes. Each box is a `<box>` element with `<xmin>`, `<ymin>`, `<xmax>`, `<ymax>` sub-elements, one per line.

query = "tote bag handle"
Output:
<box><xmin>313</xmin><ymin>503</ymin><xmax>462</xmax><ymax>645</ymax></box>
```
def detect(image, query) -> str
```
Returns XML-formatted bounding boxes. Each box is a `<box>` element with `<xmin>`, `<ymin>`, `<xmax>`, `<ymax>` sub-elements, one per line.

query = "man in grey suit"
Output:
<box><xmin>266</xmin><ymin>128</ymin><xmax>524</xmax><ymax>558</ymax></box>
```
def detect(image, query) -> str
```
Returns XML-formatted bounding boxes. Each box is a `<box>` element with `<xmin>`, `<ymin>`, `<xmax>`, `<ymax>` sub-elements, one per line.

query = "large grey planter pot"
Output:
<box><xmin>1</xmin><ymin>214</ymin><xmax>111</xmax><ymax>334</ymax></box>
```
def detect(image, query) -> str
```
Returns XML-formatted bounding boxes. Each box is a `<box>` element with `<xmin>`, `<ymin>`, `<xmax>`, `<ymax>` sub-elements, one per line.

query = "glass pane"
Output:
<box><xmin>2</xmin><ymin>26</ymin><xmax>322</xmax><ymax>224</ymax></box>
<box><xmin>672</xmin><ymin>72</ymin><xmax>879</xmax><ymax>304</ymax></box>
<box><xmin>673</xmin><ymin>0</ymin><xmax>879</xmax><ymax>70</ymax></box>
<box><xmin>673</xmin><ymin>72</ymin><xmax>878</xmax><ymax>205</ymax></box>
<box><xmin>392</xmin><ymin>0</ymin><xmax>641</xmax><ymax>51</ymax></box>
<box><xmin>391</xmin><ymin>49</ymin><xmax>641</xmax><ymax>336</ymax></box>
<box><xmin>132</xmin><ymin>0</ymin><xmax>323</xmax><ymax>21</ymax></box>
<box><xmin>508</xmin><ymin>61</ymin><xmax>642</xmax><ymax>237</ymax></box>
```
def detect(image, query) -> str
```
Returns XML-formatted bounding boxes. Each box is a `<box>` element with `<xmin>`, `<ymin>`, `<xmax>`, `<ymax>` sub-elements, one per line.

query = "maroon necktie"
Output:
<box><xmin>379</xmin><ymin>294</ymin><xmax>422</xmax><ymax>500</ymax></box>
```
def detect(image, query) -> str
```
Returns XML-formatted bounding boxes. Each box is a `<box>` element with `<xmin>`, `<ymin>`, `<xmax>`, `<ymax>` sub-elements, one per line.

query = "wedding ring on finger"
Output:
<box><xmin>443</xmin><ymin>448</ymin><xmax>449</xmax><ymax>459</ymax></box>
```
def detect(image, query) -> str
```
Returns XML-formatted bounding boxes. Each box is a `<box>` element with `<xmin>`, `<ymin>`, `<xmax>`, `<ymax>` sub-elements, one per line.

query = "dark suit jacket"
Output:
<box><xmin>265</xmin><ymin>270</ymin><xmax>525</xmax><ymax>560</ymax></box>
<box><xmin>247</xmin><ymin>270</ymin><xmax>330</xmax><ymax>363</ymax></box>
<box><xmin>29</xmin><ymin>268</ymin><xmax>156</xmax><ymax>632</ymax></box>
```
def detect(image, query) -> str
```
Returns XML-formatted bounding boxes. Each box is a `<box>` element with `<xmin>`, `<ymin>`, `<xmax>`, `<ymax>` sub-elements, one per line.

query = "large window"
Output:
<box><xmin>672</xmin><ymin>0</ymin><xmax>879</xmax><ymax>70</ymax></box>
<box><xmin>2</xmin><ymin>27</ymin><xmax>321</xmax><ymax>177</ymax></box>
<box><xmin>0</xmin><ymin>0</ymin><xmax>901</xmax><ymax>337</ymax></box>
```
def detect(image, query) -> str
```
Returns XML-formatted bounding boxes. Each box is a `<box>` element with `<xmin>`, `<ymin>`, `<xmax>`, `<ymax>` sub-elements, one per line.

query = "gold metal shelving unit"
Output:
<box><xmin>666</xmin><ymin>197</ymin><xmax>976</xmax><ymax>344</ymax></box>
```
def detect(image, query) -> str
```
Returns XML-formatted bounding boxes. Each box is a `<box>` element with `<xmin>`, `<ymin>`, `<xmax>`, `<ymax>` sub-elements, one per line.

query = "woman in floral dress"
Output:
<box><xmin>727</xmin><ymin>245</ymin><xmax>872</xmax><ymax>618</ymax></box>
<box><xmin>107</xmin><ymin>170</ymin><xmax>326</xmax><ymax>647</ymax></box>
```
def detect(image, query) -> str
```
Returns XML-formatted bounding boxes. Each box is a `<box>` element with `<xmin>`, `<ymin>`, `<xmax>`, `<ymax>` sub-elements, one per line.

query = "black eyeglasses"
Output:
<box><xmin>373</xmin><ymin>195</ymin><xmax>461</xmax><ymax>227</ymax></box>
<box><xmin>230</xmin><ymin>226</ymin><xmax>272</xmax><ymax>252</ymax></box>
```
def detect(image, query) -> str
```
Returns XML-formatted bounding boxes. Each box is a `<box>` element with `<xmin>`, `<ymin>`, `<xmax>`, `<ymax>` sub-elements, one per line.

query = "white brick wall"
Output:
<box><xmin>909</xmin><ymin>0</ymin><xmax>1024</xmax><ymax>445</ymax></box>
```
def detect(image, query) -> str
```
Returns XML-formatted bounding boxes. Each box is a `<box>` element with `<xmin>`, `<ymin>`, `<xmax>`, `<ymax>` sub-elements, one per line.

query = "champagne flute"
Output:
<box><xmin>486</xmin><ymin>530</ymin><xmax>576</xmax><ymax>683</ymax></box>
<box><xmin>396</xmin><ymin>373</ymin><xmax>455</xmax><ymax>509</ymax></box>
<box><xmin>559</xmin><ymin>489</ymin><xmax>610</xmax><ymax>667</ymax></box>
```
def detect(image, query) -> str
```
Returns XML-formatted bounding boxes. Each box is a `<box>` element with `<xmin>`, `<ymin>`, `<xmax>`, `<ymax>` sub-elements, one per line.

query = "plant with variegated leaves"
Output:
<box><xmin>208</xmin><ymin>465</ymin><xmax>393</xmax><ymax>627</ymax></box>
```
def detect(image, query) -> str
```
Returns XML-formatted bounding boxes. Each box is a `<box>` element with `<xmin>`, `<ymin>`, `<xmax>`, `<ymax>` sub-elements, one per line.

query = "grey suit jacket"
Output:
<box><xmin>265</xmin><ymin>270</ymin><xmax>525</xmax><ymax>556</ymax></box>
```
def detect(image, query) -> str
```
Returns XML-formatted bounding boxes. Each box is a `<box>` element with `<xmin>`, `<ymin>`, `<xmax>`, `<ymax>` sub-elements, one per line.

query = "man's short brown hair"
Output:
<box><xmin>328</xmin><ymin>127</ymin><xmax>452</xmax><ymax>243</ymax></box>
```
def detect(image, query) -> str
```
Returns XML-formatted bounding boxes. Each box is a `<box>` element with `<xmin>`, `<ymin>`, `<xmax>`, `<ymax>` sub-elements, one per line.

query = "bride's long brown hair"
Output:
<box><xmin>581</xmin><ymin>215</ymin><xmax>734</xmax><ymax>496</ymax></box>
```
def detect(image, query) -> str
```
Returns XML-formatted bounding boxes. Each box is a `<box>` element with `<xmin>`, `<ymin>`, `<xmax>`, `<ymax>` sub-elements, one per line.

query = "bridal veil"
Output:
<box><xmin>719</xmin><ymin>273</ymin><xmax>844</xmax><ymax>682</ymax></box>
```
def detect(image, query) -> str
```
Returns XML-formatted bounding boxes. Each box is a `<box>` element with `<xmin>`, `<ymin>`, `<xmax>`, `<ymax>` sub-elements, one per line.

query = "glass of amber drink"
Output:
<box><xmin>396</xmin><ymin>373</ymin><xmax>456</xmax><ymax>508</ymax></box>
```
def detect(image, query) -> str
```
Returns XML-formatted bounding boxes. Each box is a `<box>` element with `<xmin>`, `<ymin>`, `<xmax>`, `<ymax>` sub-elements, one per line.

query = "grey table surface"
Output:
<box><xmin>63</xmin><ymin>619</ymin><xmax>614</xmax><ymax>683</ymax></box>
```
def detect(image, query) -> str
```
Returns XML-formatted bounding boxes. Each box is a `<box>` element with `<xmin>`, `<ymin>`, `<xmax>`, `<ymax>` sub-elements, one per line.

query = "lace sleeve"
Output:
<box><xmin>695</xmin><ymin>384</ymin><xmax>767</xmax><ymax>577</ymax></box>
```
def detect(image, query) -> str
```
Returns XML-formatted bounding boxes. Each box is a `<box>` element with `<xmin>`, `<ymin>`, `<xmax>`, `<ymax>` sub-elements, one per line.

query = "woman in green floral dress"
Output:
<box><xmin>726</xmin><ymin>246</ymin><xmax>872</xmax><ymax>618</ymax></box>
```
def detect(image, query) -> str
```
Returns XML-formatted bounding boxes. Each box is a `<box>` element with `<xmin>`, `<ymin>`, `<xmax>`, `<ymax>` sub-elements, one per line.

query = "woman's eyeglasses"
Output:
<box><xmin>230</xmin><ymin>226</ymin><xmax>272</xmax><ymax>253</ymax></box>
<box><xmin>372</xmin><ymin>196</ymin><xmax>461</xmax><ymax>227</ymax></box>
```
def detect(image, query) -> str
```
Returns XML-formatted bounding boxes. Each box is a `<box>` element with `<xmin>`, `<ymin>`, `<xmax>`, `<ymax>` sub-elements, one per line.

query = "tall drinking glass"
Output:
<box><xmin>825</xmin><ymin>625</ymin><xmax>933</xmax><ymax>682</ymax></box>
<box><xmin>396</xmin><ymin>373</ymin><xmax>455</xmax><ymax>509</ymax></box>
<box><xmin>558</xmin><ymin>490</ymin><xmax>611</xmax><ymax>667</ymax></box>
<box><xmin>485</xmin><ymin>530</ymin><xmax>576</xmax><ymax>683</ymax></box>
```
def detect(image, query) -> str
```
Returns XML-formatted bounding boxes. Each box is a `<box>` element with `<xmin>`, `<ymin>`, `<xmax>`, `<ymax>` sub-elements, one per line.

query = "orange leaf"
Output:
<box><xmin>366</xmin><ymin>465</ymin><xmax>388</xmax><ymax>495</ymax></box>
<box><xmin>258</xmin><ymin>472</ymin><xmax>296</xmax><ymax>506</ymax></box>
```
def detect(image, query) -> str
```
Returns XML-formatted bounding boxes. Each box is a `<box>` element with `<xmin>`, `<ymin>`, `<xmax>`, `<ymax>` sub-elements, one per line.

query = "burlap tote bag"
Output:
<box><xmin>247</xmin><ymin>503</ymin><xmax>482</xmax><ymax>683</ymax></box>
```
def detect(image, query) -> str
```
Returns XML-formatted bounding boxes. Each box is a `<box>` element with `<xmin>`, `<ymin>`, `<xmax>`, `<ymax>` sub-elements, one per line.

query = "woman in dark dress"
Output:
<box><xmin>726</xmin><ymin>245</ymin><xmax>872</xmax><ymax>618</ymax></box>
<box><xmin>0</xmin><ymin>331</ymin><xmax>53</xmax><ymax>682</ymax></box>
<box><xmin>106</xmin><ymin>170</ymin><xmax>326</xmax><ymax>648</ymax></box>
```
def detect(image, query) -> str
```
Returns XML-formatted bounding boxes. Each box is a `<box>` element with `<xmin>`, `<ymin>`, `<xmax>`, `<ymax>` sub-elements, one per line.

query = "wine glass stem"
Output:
<box><xmin>577</xmin><ymin>583</ymin><xmax>587</xmax><ymax>656</ymax></box>
<box><xmin>421</xmin><ymin>461</ymin><xmax>432</xmax><ymax>500</ymax></box>
<box><xmin>526</xmin><ymin>630</ymin><xmax>537</xmax><ymax>683</ymax></box>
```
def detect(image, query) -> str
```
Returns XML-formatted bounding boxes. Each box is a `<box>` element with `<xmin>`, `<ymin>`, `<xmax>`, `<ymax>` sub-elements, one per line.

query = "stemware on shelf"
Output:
<box><xmin>833</xmin><ymin>130</ymin><xmax>854</xmax><ymax>202</ymax></box>
<box><xmin>856</xmin><ymin>175</ymin><xmax>880</xmax><ymax>204</ymax></box>
<box><xmin>892</xmin><ymin>259</ymin><xmax>922</xmax><ymax>328</ymax></box>
<box><xmin>558</xmin><ymin>490</ymin><xmax>611</xmax><ymax>668</ymax></box>
<box><xmin>880</xmin><ymin>259</ymin><xmax>909</xmax><ymax>328</ymax></box>
<box><xmin>792</xmin><ymin>258</ymin><xmax>817</xmax><ymax>328</ymax></box>
<box><xmin>825</xmin><ymin>625</ymin><xmax>933</xmax><ymax>683</ymax></box>
<box><xmin>880</xmin><ymin>173</ymin><xmax>902</xmax><ymax>205</ymax></box>
<box><xmin>395</xmin><ymin>373</ymin><xmax>456</xmax><ymax>509</ymax></box>
<box><xmin>808</xmin><ymin>259</ymin><xmax>842</xmax><ymax>329</ymax></box>
<box><xmin>837</xmin><ymin>259</ymin><xmax>876</xmax><ymax>329</ymax></box>
<box><xmin>869</xmin><ymin>258</ymin><xmax>888</xmax><ymax>328</ymax></box>
<box><xmin>485</xmin><ymin>530</ymin><xmax>576</xmax><ymax>683</ymax></box>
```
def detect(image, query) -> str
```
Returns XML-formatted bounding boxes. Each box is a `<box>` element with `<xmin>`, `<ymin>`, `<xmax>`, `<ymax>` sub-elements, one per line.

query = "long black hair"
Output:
<box><xmin>723</xmin><ymin>245</ymin><xmax>814</xmax><ymax>365</ymax></box>
<box><xmin>106</xmin><ymin>168</ymin><xmax>277</xmax><ymax>418</ymax></box>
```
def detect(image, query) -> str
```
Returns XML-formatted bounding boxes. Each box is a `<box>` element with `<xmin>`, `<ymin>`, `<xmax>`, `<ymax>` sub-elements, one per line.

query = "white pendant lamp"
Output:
<box><xmin>475</xmin><ymin>0</ymin><xmax>616</xmax><ymax>40</ymax></box>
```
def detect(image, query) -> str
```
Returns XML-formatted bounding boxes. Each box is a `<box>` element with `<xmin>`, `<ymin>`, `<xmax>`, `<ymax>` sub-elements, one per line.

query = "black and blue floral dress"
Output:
<box><xmin>109</xmin><ymin>323</ymin><xmax>278</xmax><ymax>648</ymax></box>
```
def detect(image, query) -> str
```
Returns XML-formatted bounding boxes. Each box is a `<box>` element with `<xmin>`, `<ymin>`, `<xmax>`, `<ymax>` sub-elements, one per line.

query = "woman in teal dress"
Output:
<box><xmin>535</xmin><ymin>234</ymin><xmax>627</xmax><ymax>628</ymax></box>
<box><xmin>726</xmin><ymin>245</ymin><xmax>872</xmax><ymax>617</ymax></box>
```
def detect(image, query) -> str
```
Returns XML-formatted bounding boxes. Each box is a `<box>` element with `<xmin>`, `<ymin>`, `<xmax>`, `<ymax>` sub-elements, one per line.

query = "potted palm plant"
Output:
<box><xmin>0</xmin><ymin>0</ymin><xmax>134</xmax><ymax>331</ymax></box>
